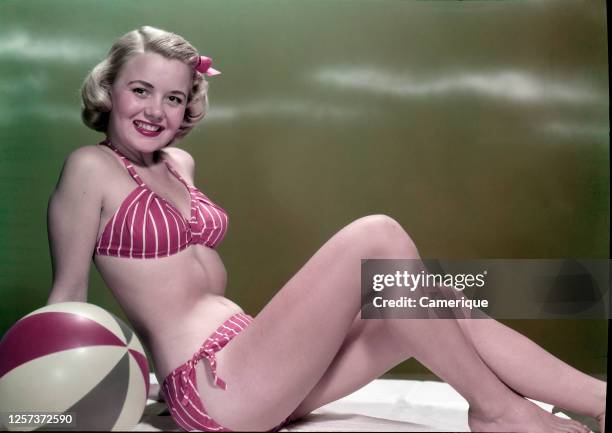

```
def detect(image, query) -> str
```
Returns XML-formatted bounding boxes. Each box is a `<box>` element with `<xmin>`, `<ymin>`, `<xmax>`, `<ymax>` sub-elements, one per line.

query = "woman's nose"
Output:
<box><xmin>144</xmin><ymin>100</ymin><xmax>164</xmax><ymax>122</ymax></box>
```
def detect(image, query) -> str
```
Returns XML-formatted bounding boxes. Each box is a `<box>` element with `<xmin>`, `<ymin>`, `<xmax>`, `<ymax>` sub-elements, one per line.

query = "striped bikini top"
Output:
<box><xmin>94</xmin><ymin>141</ymin><xmax>228</xmax><ymax>259</ymax></box>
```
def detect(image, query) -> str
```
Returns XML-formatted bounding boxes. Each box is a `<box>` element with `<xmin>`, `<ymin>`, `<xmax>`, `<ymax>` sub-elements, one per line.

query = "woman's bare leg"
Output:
<box><xmin>197</xmin><ymin>215</ymin><xmax>589</xmax><ymax>432</ymax></box>
<box><xmin>286</xmin><ymin>224</ymin><xmax>605</xmax><ymax>429</ymax></box>
<box><xmin>287</xmin><ymin>312</ymin><xmax>413</xmax><ymax>420</ymax></box>
<box><xmin>289</xmin><ymin>315</ymin><xmax>604</xmax><ymax>431</ymax></box>
<box><xmin>198</xmin><ymin>215</ymin><xmax>408</xmax><ymax>430</ymax></box>
<box><xmin>457</xmin><ymin>319</ymin><xmax>606</xmax><ymax>429</ymax></box>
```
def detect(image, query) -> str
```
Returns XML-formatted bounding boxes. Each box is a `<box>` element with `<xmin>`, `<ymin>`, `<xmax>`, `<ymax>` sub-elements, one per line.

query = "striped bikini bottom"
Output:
<box><xmin>162</xmin><ymin>313</ymin><xmax>291</xmax><ymax>432</ymax></box>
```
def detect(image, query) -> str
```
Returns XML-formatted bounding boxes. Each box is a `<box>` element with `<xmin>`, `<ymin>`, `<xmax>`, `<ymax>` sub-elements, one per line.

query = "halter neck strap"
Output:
<box><xmin>99</xmin><ymin>140</ymin><xmax>147</xmax><ymax>187</ymax></box>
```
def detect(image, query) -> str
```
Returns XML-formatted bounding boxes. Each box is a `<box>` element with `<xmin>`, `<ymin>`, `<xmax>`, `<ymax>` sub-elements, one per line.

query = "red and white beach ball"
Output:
<box><xmin>0</xmin><ymin>302</ymin><xmax>150</xmax><ymax>431</ymax></box>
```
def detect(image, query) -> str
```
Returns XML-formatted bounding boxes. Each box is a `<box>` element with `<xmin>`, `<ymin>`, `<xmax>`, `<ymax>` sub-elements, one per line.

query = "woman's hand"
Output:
<box><xmin>46</xmin><ymin>146</ymin><xmax>106</xmax><ymax>304</ymax></box>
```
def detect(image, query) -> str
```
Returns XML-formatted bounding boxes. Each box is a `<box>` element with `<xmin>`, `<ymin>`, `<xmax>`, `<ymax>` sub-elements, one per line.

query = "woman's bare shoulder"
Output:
<box><xmin>56</xmin><ymin>145</ymin><xmax>117</xmax><ymax>190</ymax></box>
<box><xmin>64</xmin><ymin>144</ymin><xmax>115</xmax><ymax>168</ymax></box>
<box><xmin>163</xmin><ymin>146</ymin><xmax>195</xmax><ymax>183</ymax></box>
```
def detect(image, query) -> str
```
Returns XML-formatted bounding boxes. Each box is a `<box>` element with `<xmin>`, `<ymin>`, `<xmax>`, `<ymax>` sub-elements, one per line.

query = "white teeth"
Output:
<box><xmin>135</xmin><ymin>121</ymin><xmax>161</xmax><ymax>132</ymax></box>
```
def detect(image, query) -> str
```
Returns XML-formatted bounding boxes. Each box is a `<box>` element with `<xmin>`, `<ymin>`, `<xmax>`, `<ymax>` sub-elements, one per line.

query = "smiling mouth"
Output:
<box><xmin>133</xmin><ymin>120</ymin><xmax>165</xmax><ymax>132</ymax></box>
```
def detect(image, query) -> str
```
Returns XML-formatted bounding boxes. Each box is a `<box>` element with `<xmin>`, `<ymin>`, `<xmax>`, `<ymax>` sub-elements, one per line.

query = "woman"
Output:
<box><xmin>46</xmin><ymin>26</ymin><xmax>605</xmax><ymax>432</ymax></box>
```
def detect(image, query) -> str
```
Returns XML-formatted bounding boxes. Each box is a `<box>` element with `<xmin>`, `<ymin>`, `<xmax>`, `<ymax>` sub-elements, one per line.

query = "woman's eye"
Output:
<box><xmin>168</xmin><ymin>95</ymin><xmax>183</xmax><ymax>105</ymax></box>
<box><xmin>132</xmin><ymin>88</ymin><xmax>147</xmax><ymax>96</ymax></box>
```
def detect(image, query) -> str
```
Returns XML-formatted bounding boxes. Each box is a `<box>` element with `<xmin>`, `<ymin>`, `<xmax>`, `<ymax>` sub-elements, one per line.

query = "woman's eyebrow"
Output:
<box><xmin>127</xmin><ymin>80</ymin><xmax>187</xmax><ymax>98</ymax></box>
<box><xmin>170</xmin><ymin>89</ymin><xmax>188</xmax><ymax>99</ymax></box>
<box><xmin>128</xmin><ymin>79</ymin><xmax>154</xmax><ymax>88</ymax></box>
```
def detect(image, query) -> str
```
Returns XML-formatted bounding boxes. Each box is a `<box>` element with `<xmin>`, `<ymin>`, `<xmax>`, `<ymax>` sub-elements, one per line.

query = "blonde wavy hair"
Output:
<box><xmin>81</xmin><ymin>26</ymin><xmax>209</xmax><ymax>143</ymax></box>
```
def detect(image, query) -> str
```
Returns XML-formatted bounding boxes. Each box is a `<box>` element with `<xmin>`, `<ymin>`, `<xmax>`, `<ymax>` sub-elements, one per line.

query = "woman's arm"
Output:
<box><xmin>46</xmin><ymin>146</ymin><xmax>105</xmax><ymax>305</ymax></box>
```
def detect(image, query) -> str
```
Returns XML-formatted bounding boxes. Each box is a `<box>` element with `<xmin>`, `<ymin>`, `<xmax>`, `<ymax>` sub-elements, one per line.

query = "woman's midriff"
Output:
<box><xmin>93</xmin><ymin>245</ymin><xmax>244</xmax><ymax>383</ymax></box>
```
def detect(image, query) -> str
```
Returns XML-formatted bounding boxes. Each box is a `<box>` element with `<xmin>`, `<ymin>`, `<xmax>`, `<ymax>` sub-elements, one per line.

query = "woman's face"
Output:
<box><xmin>107</xmin><ymin>51</ymin><xmax>192</xmax><ymax>153</ymax></box>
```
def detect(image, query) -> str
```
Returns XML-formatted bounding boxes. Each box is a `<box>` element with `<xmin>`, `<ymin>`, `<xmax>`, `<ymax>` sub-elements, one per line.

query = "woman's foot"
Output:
<box><xmin>468</xmin><ymin>396</ymin><xmax>590</xmax><ymax>433</ymax></box>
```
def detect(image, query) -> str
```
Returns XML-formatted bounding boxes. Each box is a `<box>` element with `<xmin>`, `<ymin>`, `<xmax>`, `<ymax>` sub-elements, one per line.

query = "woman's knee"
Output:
<box><xmin>350</xmin><ymin>214</ymin><xmax>419</xmax><ymax>258</ymax></box>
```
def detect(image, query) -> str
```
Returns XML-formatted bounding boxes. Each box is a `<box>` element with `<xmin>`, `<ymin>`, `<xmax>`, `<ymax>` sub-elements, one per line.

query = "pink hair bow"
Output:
<box><xmin>195</xmin><ymin>56</ymin><xmax>221</xmax><ymax>76</ymax></box>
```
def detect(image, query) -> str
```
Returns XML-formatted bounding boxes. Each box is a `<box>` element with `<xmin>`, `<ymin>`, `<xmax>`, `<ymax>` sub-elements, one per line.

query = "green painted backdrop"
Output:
<box><xmin>0</xmin><ymin>0</ymin><xmax>608</xmax><ymax>378</ymax></box>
